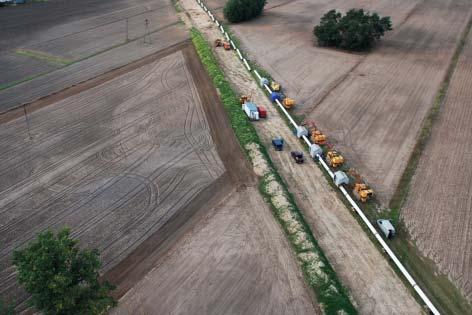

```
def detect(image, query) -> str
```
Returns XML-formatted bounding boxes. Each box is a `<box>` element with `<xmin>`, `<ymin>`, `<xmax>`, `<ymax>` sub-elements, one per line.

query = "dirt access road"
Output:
<box><xmin>205</xmin><ymin>0</ymin><xmax>472</xmax><ymax>206</ymax></box>
<box><xmin>0</xmin><ymin>45</ymin><xmax>226</xmax><ymax>308</ymax></box>
<box><xmin>180</xmin><ymin>0</ymin><xmax>422</xmax><ymax>313</ymax></box>
<box><xmin>402</xmin><ymin>26</ymin><xmax>472</xmax><ymax>304</ymax></box>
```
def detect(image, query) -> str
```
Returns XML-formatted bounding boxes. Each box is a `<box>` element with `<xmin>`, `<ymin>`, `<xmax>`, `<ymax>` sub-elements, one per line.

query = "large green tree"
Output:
<box><xmin>224</xmin><ymin>0</ymin><xmax>266</xmax><ymax>23</ymax></box>
<box><xmin>314</xmin><ymin>9</ymin><xmax>392</xmax><ymax>51</ymax></box>
<box><xmin>13</xmin><ymin>228</ymin><xmax>116</xmax><ymax>315</ymax></box>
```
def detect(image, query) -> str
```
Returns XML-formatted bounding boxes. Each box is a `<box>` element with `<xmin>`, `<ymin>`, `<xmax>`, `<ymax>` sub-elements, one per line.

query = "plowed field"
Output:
<box><xmin>208</xmin><ymin>0</ymin><xmax>472</xmax><ymax>205</ymax></box>
<box><xmin>112</xmin><ymin>187</ymin><xmax>318</xmax><ymax>315</ymax></box>
<box><xmin>0</xmin><ymin>0</ymin><xmax>180</xmax><ymax>93</ymax></box>
<box><xmin>0</xmin><ymin>47</ymin><xmax>225</xmax><ymax>308</ymax></box>
<box><xmin>402</xmin><ymin>27</ymin><xmax>472</xmax><ymax>304</ymax></box>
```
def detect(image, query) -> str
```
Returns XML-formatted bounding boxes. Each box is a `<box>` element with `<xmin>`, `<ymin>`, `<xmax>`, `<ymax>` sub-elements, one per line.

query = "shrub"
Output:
<box><xmin>314</xmin><ymin>9</ymin><xmax>392</xmax><ymax>51</ymax></box>
<box><xmin>13</xmin><ymin>228</ymin><xmax>116</xmax><ymax>315</ymax></box>
<box><xmin>223</xmin><ymin>0</ymin><xmax>266</xmax><ymax>23</ymax></box>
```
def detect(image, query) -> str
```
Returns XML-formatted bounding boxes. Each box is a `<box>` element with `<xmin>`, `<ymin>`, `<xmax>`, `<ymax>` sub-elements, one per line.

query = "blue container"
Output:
<box><xmin>270</xmin><ymin>92</ymin><xmax>282</xmax><ymax>102</ymax></box>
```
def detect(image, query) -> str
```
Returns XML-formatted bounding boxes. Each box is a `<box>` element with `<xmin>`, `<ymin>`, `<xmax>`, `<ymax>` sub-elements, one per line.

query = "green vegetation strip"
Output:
<box><xmin>15</xmin><ymin>49</ymin><xmax>73</xmax><ymax>66</ymax></box>
<box><xmin>191</xmin><ymin>28</ymin><xmax>356</xmax><ymax>315</ymax></box>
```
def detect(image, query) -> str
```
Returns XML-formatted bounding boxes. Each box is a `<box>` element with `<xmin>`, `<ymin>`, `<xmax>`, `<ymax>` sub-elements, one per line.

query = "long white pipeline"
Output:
<box><xmin>195</xmin><ymin>2</ymin><xmax>440</xmax><ymax>314</ymax></box>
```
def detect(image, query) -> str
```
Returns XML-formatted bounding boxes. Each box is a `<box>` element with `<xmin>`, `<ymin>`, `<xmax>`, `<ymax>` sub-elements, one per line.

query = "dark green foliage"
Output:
<box><xmin>314</xmin><ymin>9</ymin><xmax>392</xmax><ymax>51</ymax></box>
<box><xmin>0</xmin><ymin>299</ymin><xmax>15</xmax><ymax>315</ymax></box>
<box><xmin>223</xmin><ymin>0</ymin><xmax>266</xmax><ymax>23</ymax></box>
<box><xmin>12</xmin><ymin>228</ymin><xmax>116</xmax><ymax>315</ymax></box>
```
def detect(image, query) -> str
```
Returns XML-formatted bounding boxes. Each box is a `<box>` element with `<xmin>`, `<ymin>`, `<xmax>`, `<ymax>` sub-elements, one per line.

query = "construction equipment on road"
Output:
<box><xmin>270</xmin><ymin>81</ymin><xmax>281</xmax><ymax>92</ymax></box>
<box><xmin>240</xmin><ymin>94</ymin><xmax>251</xmax><ymax>105</ymax></box>
<box><xmin>291</xmin><ymin>151</ymin><xmax>304</xmax><ymax>164</ymax></box>
<box><xmin>377</xmin><ymin>219</ymin><xmax>395</xmax><ymax>239</ymax></box>
<box><xmin>311</xmin><ymin>129</ymin><xmax>327</xmax><ymax>145</ymax></box>
<box><xmin>223</xmin><ymin>41</ymin><xmax>231</xmax><ymax>50</ymax></box>
<box><xmin>272</xmin><ymin>137</ymin><xmax>284</xmax><ymax>151</ymax></box>
<box><xmin>242</xmin><ymin>102</ymin><xmax>259</xmax><ymax>121</ymax></box>
<box><xmin>282</xmin><ymin>97</ymin><xmax>295</xmax><ymax>109</ymax></box>
<box><xmin>326</xmin><ymin>150</ymin><xmax>344</xmax><ymax>168</ymax></box>
<box><xmin>270</xmin><ymin>91</ymin><xmax>282</xmax><ymax>102</ymax></box>
<box><xmin>353</xmin><ymin>183</ymin><xmax>374</xmax><ymax>203</ymax></box>
<box><xmin>257</xmin><ymin>105</ymin><xmax>267</xmax><ymax>118</ymax></box>
<box><xmin>214</xmin><ymin>38</ymin><xmax>231</xmax><ymax>50</ymax></box>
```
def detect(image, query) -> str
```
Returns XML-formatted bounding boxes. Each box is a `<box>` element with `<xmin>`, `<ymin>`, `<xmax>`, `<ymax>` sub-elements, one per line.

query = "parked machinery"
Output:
<box><xmin>214</xmin><ymin>39</ymin><xmax>231</xmax><ymax>50</ymax></box>
<box><xmin>282</xmin><ymin>97</ymin><xmax>295</xmax><ymax>109</ymax></box>
<box><xmin>326</xmin><ymin>150</ymin><xmax>344</xmax><ymax>168</ymax></box>
<box><xmin>240</xmin><ymin>94</ymin><xmax>251</xmax><ymax>105</ymax></box>
<box><xmin>270</xmin><ymin>81</ymin><xmax>281</xmax><ymax>92</ymax></box>
<box><xmin>353</xmin><ymin>183</ymin><xmax>374</xmax><ymax>203</ymax></box>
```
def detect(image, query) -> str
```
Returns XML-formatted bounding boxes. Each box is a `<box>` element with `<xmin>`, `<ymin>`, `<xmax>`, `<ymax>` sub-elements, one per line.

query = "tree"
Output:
<box><xmin>0</xmin><ymin>299</ymin><xmax>15</xmax><ymax>315</ymax></box>
<box><xmin>12</xmin><ymin>228</ymin><xmax>116</xmax><ymax>315</ymax></box>
<box><xmin>314</xmin><ymin>9</ymin><xmax>392</xmax><ymax>51</ymax></box>
<box><xmin>224</xmin><ymin>0</ymin><xmax>267</xmax><ymax>23</ymax></box>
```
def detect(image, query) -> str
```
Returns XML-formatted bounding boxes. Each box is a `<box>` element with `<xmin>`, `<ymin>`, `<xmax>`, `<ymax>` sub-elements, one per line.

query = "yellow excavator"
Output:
<box><xmin>270</xmin><ymin>81</ymin><xmax>281</xmax><ymax>92</ymax></box>
<box><xmin>282</xmin><ymin>97</ymin><xmax>295</xmax><ymax>109</ymax></box>
<box><xmin>326</xmin><ymin>150</ymin><xmax>344</xmax><ymax>168</ymax></box>
<box><xmin>310</xmin><ymin>128</ymin><xmax>327</xmax><ymax>145</ymax></box>
<box><xmin>353</xmin><ymin>183</ymin><xmax>374</xmax><ymax>203</ymax></box>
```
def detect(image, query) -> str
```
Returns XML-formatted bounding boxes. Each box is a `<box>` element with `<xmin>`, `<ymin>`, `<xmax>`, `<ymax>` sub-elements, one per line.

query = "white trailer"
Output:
<box><xmin>242</xmin><ymin>102</ymin><xmax>259</xmax><ymax>121</ymax></box>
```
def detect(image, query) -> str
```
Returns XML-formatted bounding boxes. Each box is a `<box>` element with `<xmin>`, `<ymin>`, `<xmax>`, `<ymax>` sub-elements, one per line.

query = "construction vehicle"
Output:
<box><xmin>377</xmin><ymin>219</ymin><xmax>395</xmax><ymax>239</ymax></box>
<box><xmin>282</xmin><ymin>97</ymin><xmax>295</xmax><ymax>109</ymax></box>
<box><xmin>291</xmin><ymin>151</ymin><xmax>304</xmax><ymax>164</ymax></box>
<box><xmin>214</xmin><ymin>39</ymin><xmax>231</xmax><ymax>50</ymax></box>
<box><xmin>240</xmin><ymin>94</ymin><xmax>251</xmax><ymax>105</ymax></box>
<box><xmin>311</xmin><ymin>129</ymin><xmax>327</xmax><ymax>145</ymax></box>
<box><xmin>326</xmin><ymin>150</ymin><xmax>344</xmax><ymax>168</ymax></box>
<box><xmin>214</xmin><ymin>39</ymin><xmax>223</xmax><ymax>47</ymax></box>
<box><xmin>353</xmin><ymin>183</ymin><xmax>374</xmax><ymax>203</ymax></box>
<box><xmin>272</xmin><ymin>137</ymin><xmax>284</xmax><ymax>151</ymax></box>
<box><xmin>257</xmin><ymin>105</ymin><xmax>267</xmax><ymax>118</ymax></box>
<box><xmin>270</xmin><ymin>81</ymin><xmax>281</xmax><ymax>92</ymax></box>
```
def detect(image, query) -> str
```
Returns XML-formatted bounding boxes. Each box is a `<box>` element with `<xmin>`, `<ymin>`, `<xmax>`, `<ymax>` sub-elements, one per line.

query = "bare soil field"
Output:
<box><xmin>0</xmin><ymin>25</ymin><xmax>188</xmax><ymax>112</ymax></box>
<box><xmin>0</xmin><ymin>46</ymin><xmax>225</xmax><ymax>308</ymax></box>
<box><xmin>0</xmin><ymin>0</ymin><xmax>179</xmax><ymax>91</ymax></box>
<box><xmin>402</xmin><ymin>27</ymin><xmax>472</xmax><ymax>304</ymax></box>
<box><xmin>112</xmin><ymin>187</ymin><xmax>318</xmax><ymax>315</ymax></box>
<box><xmin>207</xmin><ymin>0</ymin><xmax>472</xmax><ymax>205</ymax></box>
<box><xmin>181</xmin><ymin>0</ymin><xmax>422</xmax><ymax>313</ymax></box>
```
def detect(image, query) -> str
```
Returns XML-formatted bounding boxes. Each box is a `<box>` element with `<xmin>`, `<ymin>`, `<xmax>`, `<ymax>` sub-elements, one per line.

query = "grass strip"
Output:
<box><xmin>15</xmin><ymin>49</ymin><xmax>73</xmax><ymax>66</ymax></box>
<box><xmin>191</xmin><ymin>27</ymin><xmax>357</xmax><ymax>315</ymax></box>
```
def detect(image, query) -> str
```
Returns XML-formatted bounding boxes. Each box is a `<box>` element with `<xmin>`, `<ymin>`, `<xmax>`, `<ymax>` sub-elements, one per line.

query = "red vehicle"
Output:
<box><xmin>257</xmin><ymin>106</ymin><xmax>267</xmax><ymax>118</ymax></box>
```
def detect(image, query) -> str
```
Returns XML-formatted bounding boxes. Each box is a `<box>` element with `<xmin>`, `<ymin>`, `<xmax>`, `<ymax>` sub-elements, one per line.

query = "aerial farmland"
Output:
<box><xmin>2</xmin><ymin>0</ymin><xmax>472</xmax><ymax>314</ymax></box>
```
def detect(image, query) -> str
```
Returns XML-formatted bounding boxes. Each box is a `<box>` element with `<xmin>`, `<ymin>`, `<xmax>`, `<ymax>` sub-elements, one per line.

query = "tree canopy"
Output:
<box><xmin>314</xmin><ymin>9</ymin><xmax>392</xmax><ymax>51</ymax></box>
<box><xmin>12</xmin><ymin>228</ymin><xmax>116</xmax><ymax>315</ymax></box>
<box><xmin>224</xmin><ymin>0</ymin><xmax>266</xmax><ymax>23</ymax></box>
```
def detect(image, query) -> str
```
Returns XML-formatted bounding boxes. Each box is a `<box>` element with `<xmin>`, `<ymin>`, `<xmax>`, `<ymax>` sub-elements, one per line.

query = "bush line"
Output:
<box><xmin>191</xmin><ymin>28</ymin><xmax>357</xmax><ymax>315</ymax></box>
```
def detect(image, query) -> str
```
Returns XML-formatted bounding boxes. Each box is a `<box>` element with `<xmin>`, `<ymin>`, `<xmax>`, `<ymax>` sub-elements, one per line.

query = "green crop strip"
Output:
<box><xmin>191</xmin><ymin>28</ymin><xmax>357</xmax><ymax>315</ymax></box>
<box><xmin>15</xmin><ymin>49</ymin><xmax>73</xmax><ymax>66</ymax></box>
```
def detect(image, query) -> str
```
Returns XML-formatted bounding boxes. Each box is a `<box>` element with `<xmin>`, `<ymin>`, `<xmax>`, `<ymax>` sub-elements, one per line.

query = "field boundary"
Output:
<box><xmin>191</xmin><ymin>28</ymin><xmax>357</xmax><ymax>315</ymax></box>
<box><xmin>192</xmin><ymin>1</ymin><xmax>440</xmax><ymax>314</ymax></box>
<box><xmin>0</xmin><ymin>40</ymin><xmax>189</xmax><ymax>124</ymax></box>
